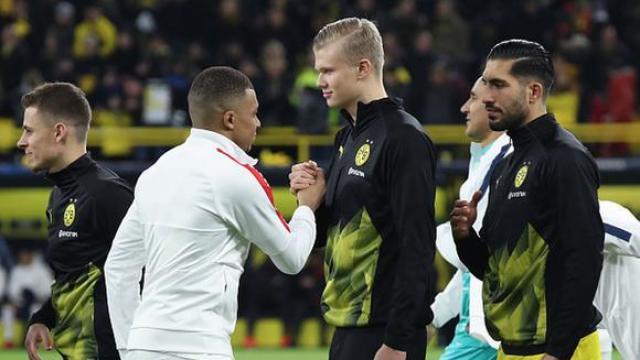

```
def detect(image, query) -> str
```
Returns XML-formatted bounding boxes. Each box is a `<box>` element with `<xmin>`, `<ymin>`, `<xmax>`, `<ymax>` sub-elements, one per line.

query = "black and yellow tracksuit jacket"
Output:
<box><xmin>455</xmin><ymin>114</ymin><xmax>603</xmax><ymax>359</ymax></box>
<box><xmin>317</xmin><ymin>98</ymin><xmax>437</xmax><ymax>351</ymax></box>
<box><xmin>29</xmin><ymin>154</ymin><xmax>133</xmax><ymax>360</ymax></box>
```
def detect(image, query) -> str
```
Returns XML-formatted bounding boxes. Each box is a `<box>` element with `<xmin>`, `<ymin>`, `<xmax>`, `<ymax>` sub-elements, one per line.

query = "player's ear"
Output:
<box><xmin>528</xmin><ymin>82</ymin><xmax>544</xmax><ymax>103</ymax></box>
<box><xmin>222</xmin><ymin>110</ymin><xmax>236</xmax><ymax>130</ymax></box>
<box><xmin>356</xmin><ymin>58</ymin><xmax>374</xmax><ymax>79</ymax></box>
<box><xmin>53</xmin><ymin>122</ymin><xmax>69</xmax><ymax>143</ymax></box>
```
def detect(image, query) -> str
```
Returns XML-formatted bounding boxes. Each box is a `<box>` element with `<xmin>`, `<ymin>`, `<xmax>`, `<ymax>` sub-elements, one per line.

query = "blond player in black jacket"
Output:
<box><xmin>289</xmin><ymin>18</ymin><xmax>437</xmax><ymax>360</ymax></box>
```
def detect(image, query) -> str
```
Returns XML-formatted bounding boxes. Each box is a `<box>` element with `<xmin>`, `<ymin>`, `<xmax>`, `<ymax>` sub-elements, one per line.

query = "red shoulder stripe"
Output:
<box><xmin>217</xmin><ymin>148</ymin><xmax>290</xmax><ymax>232</ymax></box>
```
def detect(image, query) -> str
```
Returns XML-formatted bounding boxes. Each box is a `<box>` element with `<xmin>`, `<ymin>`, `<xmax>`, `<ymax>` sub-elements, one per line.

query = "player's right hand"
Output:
<box><xmin>450</xmin><ymin>191</ymin><xmax>481</xmax><ymax>240</ymax></box>
<box><xmin>297</xmin><ymin>167</ymin><xmax>326</xmax><ymax>211</ymax></box>
<box><xmin>25</xmin><ymin>323</ymin><xmax>54</xmax><ymax>360</ymax></box>
<box><xmin>289</xmin><ymin>161</ymin><xmax>320</xmax><ymax>194</ymax></box>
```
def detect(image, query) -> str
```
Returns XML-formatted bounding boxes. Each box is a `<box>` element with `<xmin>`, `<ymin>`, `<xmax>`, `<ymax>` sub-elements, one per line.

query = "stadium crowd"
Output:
<box><xmin>1</xmin><ymin>0</ymin><xmax>638</xmax><ymax>144</ymax></box>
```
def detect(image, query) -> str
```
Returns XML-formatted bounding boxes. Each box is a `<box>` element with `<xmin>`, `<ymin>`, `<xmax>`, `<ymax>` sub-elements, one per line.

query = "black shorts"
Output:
<box><xmin>329</xmin><ymin>325</ymin><xmax>427</xmax><ymax>360</ymax></box>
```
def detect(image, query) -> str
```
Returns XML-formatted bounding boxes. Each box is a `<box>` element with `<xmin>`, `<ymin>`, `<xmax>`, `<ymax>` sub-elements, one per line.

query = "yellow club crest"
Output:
<box><xmin>63</xmin><ymin>203</ymin><xmax>76</xmax><ymax>227</ymax></box>
<box><xmin>514</xmin><ymin>165</ymin><xmax>528</xmax><ymax>188</ymax></box>
<box><xmin>355</xmin><ymin>143</ymin><xmax>371</xmax><ymax>166</ymax></box>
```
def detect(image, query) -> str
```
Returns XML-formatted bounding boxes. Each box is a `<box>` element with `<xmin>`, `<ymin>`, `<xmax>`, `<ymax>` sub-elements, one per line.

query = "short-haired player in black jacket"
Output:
<box><xmin>17</xmin><ymin>82</ymin><xmax>133</xmax><ymax>360</ymax></box>
<box><xmin>451</xmin><ymin>40</ymin><xmax>604</xmax><ymax>360</ymax></box>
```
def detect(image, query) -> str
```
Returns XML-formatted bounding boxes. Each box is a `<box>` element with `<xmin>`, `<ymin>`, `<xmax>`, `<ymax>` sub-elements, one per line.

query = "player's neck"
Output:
<box><xmin>347</xmin><ymin>80</ymin><xmax>388</xmax><ymax>122</ymax></box>
<box><xmin>523</xmin><ymin>103</ymin><xmax>547</xmax><ymax>125</ymax></box>
<box><xmin>50</xmin><ymin>147</ymin><xmax>87</xmax><ymax>173</ymax></box>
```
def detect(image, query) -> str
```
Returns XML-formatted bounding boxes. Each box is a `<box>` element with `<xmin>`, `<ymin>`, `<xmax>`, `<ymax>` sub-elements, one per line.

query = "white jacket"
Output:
<box><xmin>105</xmin><ymin>129</ymin><xmax>316</xmax><ymax>357</ymax></box>
<box><xmin>600</xmin><ymin>200</ymin><xmax>640</xmax><ymax>258</ymax></box>
<box><xmin>432</xmin><ymin>133</ymin><xmax>510</xmax><ymax>349</ymax></box>
<box><xmin>595</xmin><ymin>200</ymin><xmax>640</xmax><ymax>360</ymax></box>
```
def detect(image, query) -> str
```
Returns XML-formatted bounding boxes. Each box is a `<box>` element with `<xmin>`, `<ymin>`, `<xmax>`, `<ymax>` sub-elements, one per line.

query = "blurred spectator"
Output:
<box><xmin>581</xmin><ymin>23</ymin><xmax>632</xmax><ymax>122</ymax></box>
<box><xmin>7</xmin><ymin>0</ymin><xmax>31</xmax><ymax>41</ymax></box>
<box><xmin>138</xmin><ymin>34</ymin><xmax>171</xmax><ymax>78</ymax></box>
<box><xmin>7</xmin><ymin>249</ymin><xmax>52</xmax><ymax>320</ymax></box>
<box><xmin>3</xmin><ymin>249</ymin><xmax>51</xmax><ymax>348</ymax></box>
<box><xmin>0</xmin><ymin>265</ymin><xmax>5</xmax><ymax>301</ymax></box>
<box><xmin>0</xmin><ymin>265</ymin><xmax>8</xmax><ymax>348</ymax></box>
<box><xmin>383</xmin><ymin>65</ymin><xmax>412</xmax><ymax>102</ymax></box>
<box><xmin>292</xmin><ymin>64</ymin><xmax>329</xmax><ymax>134</ymax></box>
<box><xmin>344</xmin><ymin>0</ymin><xmax>381</xmax><ymax>19</ymax></box>
<box><xmin>431</xmin><ymin>0</ymin><xmax>470</xmax><ymax>62</ymax></box>
<box><xmin>583</xmin><ymin>24</ymin><xmax>635</xmax><ymax>156</ymax></box>
<box><xmin>0</xmin><ymin>236</ymin><xmax>15</xmax><ymax>271</ymax></box>
<box><xmin>387</xmin><ymin>0</ymin><xmax>427</xmax><ymax>50</ymax></box>
<box><xmin>406</xmin><ymin>29</ymin><xmax>436</xmax><ymax>121</ymax></box>
<box><xmin>164</xmin><ymin>59</ymin><xmax>190</xmax><ymax>116</ymax></box>
<box><xmin>121</xmin><ymin>75</ymin><xmax>144</xmax><ymax>123</ymax></box>
<box><xmin>44</xmin><ymin>1</ymin><xmax>76</xmax><ymax>61</ymax></box>
<box><xmin>261</xmin><ymin>3</ymin><xmax>299</xmax><ymax>61</ymax></box>
<box><xmin>0</xmin><ymin>235</ymin><xmax>13</xmax><ymax>348</ymax></box>
<box><xmin>504</xmin><ymin>0</ymin><xmax>553</xmax><ymax>47</ymax></box>
<box><xmin>208</xmin><ymin>0</ymin><xmax>246</xmax><ymax>49</ymax></box>
<box><xmin>73</xmin><ymin>5</ymin><xmax>117</xmax><ymax>60</ymax></box>
<box><xmin>94</xmin><ymin>93</ymin><xmax>133</xmax><ymax>127</ymax></box>
<box><xmin>112</xmin><ymin>28</ymin><xmax>139</xmax><ymax>74</ymax></box>
<box><xmin>382</xmin><ymin>30</ymin><xmax>412</xmax><ymax>106</ymax></box>
<box><xmin>422</xmin><ymin>61</ymin><xmax>464</xmax><ymax>124</ymax></box>
<box><xmin>94</xmin><ymin>66</ymin><xmax>122</xmax><ymax>107</ymax></box>
<box><xmin>254</xmin><ymin>39</ymin><xmax>295</xmax><ymax>127</ymax></box>
<box><xmin>0</xmin><ymin>23</ymin><xmax>31</xmax><ymax>117</ymax></box>
<box><xmin>548</xmin><ymin>54</ymin><xmax>581</xmax><ymax>127</ymax></box>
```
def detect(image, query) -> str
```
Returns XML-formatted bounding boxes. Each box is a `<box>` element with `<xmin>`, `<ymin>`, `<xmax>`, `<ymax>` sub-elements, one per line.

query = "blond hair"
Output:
<box><xmin>313</xmin><ymin>17</ymin><xmax>384</xmax><ymax>75</ymax></box>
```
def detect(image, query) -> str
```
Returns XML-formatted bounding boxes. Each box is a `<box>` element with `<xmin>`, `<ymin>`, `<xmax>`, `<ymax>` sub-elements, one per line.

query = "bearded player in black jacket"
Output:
<box><xmin>17</xmin><ymin>82</ymin><xmax>133</xmax><ymax>360</ymax></box>
<box><xmin>451</xmin><ymin>40</ymin><xmax>604</xmax><ymax>360</ymax></box>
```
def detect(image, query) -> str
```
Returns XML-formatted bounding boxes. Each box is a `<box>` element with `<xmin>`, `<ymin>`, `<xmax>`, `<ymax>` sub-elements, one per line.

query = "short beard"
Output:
<box><xmin>488</xmin><ymin>95</ymin><xmax>529</xmax><ymax>132</ymax></box>
<box><xmin>489</xmin><ymin>111</ymin><xmax>526</xmax><ymax>131</ymax></box>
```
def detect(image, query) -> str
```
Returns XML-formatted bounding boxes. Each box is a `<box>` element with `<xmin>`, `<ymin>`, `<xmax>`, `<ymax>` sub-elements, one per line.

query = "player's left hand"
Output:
<box><xmin>373</xmin><ymin>344</ymin><xmax>406</xmax><ymax>360</ymax></box>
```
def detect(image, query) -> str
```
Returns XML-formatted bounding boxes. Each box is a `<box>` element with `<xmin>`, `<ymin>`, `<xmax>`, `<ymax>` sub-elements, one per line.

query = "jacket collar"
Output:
<box><xmin>340</xmin><ymin>97</ymin><xmax>403</xmax><ymax>135</ymax></box>
<box><xmin>188</xmin><ymin>128</ymin><xmax>258</xmax><ymax>166</ymax></box>
<box><xmin>507</xmin><ymin>113</ymin><xmax>557</xmax><ymax>151</ymax></box>
<box><xmin>45</xmin><ymin>153</ymin><xmax>95</xmax><ymax>187</ymax></box>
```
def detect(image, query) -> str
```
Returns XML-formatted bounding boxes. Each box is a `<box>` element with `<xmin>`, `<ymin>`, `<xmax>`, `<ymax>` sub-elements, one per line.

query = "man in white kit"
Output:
<box><xmin>595</xmin><ymin>201</ymin><xmax>640</xmax><ymax>359</ymax></box>
<box><xmin>104</xmin><ymin>66</ymin><xmax>326</xmax><ymax>360</ymax></box>
<box><xmin>429</xmin><ymin>77</ymin><xmax>507</xmax><ymax>360</ymax></box>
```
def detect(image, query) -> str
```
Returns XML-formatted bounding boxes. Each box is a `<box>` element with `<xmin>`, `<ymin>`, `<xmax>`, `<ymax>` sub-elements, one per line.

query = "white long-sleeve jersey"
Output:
<box><xmin>595</xmin><ymin>200</ymin><xmax>640</xmax><ymax>360</ymax></box>
<box><xmin>104</xmin><ymin>129</ymin><xmax>316</xmax><ymax>358</ymax></box>
<box><xmin>432</xmin><ymin>133</ymin><xmax>510</xmax><ymax>348</ymax></box>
